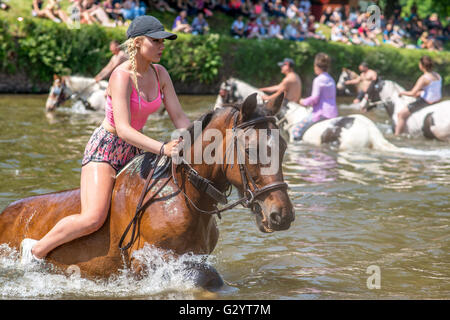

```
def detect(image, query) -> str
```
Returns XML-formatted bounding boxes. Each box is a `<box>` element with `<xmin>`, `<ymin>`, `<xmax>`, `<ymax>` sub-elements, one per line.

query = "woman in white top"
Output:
<box><xmin>396</xmin><ymin>55</ymin><xmax>442</xmax><ymax>135</ymax></box>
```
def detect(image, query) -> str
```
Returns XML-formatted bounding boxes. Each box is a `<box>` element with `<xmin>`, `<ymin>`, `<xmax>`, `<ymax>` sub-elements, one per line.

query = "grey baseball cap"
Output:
<box><xmin>277</xmin><ymin>58</ymin><xmax>295</xmax><ymax>67</ymax></box>
<box><xmin>126</xmin><ymin>15</ymin><xmax>177</xmax><ymax>40</ymax></box>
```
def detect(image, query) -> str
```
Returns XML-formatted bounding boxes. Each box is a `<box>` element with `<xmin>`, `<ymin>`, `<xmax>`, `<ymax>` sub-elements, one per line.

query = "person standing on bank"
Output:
<box><xmin>20</xmin><ymin>15</ymin><xmax>191</xmax><ymax>263</ymax></box>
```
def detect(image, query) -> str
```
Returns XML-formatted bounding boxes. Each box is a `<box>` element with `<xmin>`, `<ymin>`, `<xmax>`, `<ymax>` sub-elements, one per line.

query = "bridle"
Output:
<box><xmin>173</xmin><ymin>110</ymin><xmax>288</xmax><ymax>219</ymax></box>
<box><xmin>118</xmin><ymin>109</ymin><xmax>289</xmax><ymax>251</ymax></box>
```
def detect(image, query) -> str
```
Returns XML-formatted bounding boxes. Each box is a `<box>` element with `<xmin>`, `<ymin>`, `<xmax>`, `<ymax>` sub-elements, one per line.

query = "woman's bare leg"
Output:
<box><xmin>395</xmin><ymin>108</ymin><xmax>410</xmax><ymax>136</ymax></box>
<box><xmin>32</xmin><ymin>162</ymin><xmax>116</xmax><ymax>259</ymax></box>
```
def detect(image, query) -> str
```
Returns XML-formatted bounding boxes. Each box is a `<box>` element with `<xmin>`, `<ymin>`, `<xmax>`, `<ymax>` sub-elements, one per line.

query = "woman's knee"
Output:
<box><xmin>398</xmin><ymin>108</ymin><xmax>410</xmax><ymax>120</ymax></box>
<box><xmin>80</xmin><ymin>210</ymin><xmax>109</xmax><ymax>234</ymax></box>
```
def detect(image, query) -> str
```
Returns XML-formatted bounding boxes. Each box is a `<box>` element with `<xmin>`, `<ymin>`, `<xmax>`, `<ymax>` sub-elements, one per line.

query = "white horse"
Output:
<box><xmin>215</xmin><ymin>78</ymin><xmax>399</xmax><ymax>152</ymax></box>
<box><xmin>45</xmin><ymin>75</ymin><xmax>108</xmax><ymax>112</ymax></box>
<box><xmin>337</xmin><ymin>69</ymin><xmax>450</xmax><ymax>141</ymax></box>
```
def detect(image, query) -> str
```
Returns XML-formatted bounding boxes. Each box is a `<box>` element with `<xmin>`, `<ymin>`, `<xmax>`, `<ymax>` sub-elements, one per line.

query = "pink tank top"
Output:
<box><xmin>105</xmin><ymin>65</ymin><xmax>163</xmax><ymax>131</ymax></box>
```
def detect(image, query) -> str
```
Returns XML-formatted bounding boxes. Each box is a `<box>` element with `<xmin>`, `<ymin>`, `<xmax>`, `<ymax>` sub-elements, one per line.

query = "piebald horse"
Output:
<box><xmin>215</xmin><ymin>78</ymin><xmax>400</xmax><ymax>152</ymax></box>
<box><xmin>0</xmin><ymin>93</ymin><xmax>294</xmax><ymax>290</ymax></box>
<box><xmin>45</xmin><ymin>75</ymin><xmax>108</xmax><ymax>112</ymax></box>
<box><xmin>337</xmin><ymin>69</ymin><xmax>450</xmax><ymax>141</ymax></box>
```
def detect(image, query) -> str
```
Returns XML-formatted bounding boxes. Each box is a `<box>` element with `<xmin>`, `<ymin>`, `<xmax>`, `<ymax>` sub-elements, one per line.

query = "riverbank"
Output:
<box><xmin>0</xmin><ymin>15</ymin><xmax>449</xmax><ymax>95</ymax></box>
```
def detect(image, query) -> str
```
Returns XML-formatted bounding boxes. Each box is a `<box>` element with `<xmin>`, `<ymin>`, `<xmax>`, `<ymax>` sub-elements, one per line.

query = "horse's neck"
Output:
<box><xmin>235</xmin><ymin>79</ymin><xmax>262</xmax><ymax>97</ymax></box>
<box><xmin>380</xmin><ymin>81</ymin><xmax>413</xmax><ymax>117</ymax></box>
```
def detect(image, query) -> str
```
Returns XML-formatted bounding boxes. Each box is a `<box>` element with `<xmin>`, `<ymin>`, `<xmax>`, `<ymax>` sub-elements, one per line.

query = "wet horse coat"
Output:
<box><xmin>0</xmin><ymin>94</ymin><xmax>294</xmax><ymax>288</ymax></box>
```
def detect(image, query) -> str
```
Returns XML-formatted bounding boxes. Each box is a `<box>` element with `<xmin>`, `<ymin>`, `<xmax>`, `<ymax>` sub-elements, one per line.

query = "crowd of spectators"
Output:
<box><xmin>26</xmin><ymin>1</ymin><xmax>448</xmax><ymax>51</ymax></box>
<box><xmin>323</xmin><ymin>3</ymin><xmax>447</xmax><ymax>51</ymax></box>
<box><xmin>31</xmin><ymin>0</ymin><xmax>149</xmax><ymax>27</ymax></box>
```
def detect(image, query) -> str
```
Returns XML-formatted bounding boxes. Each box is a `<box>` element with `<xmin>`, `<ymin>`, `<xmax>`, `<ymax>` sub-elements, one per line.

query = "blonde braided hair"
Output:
<box><xmin>122</xmin><ymin>37</ymin><xmax>143</xmax><ymax>108</ymax></box>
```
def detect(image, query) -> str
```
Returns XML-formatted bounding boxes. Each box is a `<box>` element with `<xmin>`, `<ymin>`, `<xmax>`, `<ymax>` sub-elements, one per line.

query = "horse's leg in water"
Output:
<box><xmin>31</xmin><ymin>163</ymin><xmax>116</xmax><ymax>259</ymax></box>
<box><xmin>183</xmin><ymin>260</ymin><xmax>224</xmax><ymax>291</ymax></box>
<box><xmin>130</xmin><ymin>252</ymin><xmax>224</xmax><ymax>291</ymax></box>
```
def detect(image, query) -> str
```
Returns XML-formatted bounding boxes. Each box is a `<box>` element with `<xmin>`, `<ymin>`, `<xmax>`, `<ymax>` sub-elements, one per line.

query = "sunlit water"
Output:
<box><xmin>0</xmin><ymin>94</ymin><xmax>449</xmax><ymax>299</ymax></box>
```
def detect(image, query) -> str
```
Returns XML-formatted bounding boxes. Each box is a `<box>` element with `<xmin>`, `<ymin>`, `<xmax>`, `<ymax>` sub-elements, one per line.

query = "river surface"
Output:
<box><xmin>0</xmin><ymin>94</ymin><xmax>449</xmax><ymax>299</ymax></box>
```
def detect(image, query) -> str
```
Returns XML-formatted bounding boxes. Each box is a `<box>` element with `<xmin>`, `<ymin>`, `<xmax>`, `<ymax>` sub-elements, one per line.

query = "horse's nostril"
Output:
<box><xmin>269</xmin><ymin>211</ymin><xmax>282</xmax><ymax>225</ymax></box>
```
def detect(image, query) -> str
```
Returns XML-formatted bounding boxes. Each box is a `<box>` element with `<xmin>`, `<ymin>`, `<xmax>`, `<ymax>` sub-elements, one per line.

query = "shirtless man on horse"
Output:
<box><xmin>344</xmin><ymin>62</ymin><xmax>378</xmax><ymax>109</ymax></box>
<box><xmin>259</xmin><ymin>58</ymin><xmax>302</xmax><ymax>104</ymax></box>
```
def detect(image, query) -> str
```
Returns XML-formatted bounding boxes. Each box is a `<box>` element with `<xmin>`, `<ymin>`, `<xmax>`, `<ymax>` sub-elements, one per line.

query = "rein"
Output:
<box><xmin>118</xmin><ymin>144</ymin><xmax>171</xmax><ymax>251</ymax></box>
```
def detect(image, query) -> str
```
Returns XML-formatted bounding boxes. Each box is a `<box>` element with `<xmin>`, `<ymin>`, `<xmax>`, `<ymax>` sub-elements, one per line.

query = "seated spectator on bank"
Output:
<box><xmin>307</xmin><ymin>14</ymin><xmax>325</xmax><ymax>40</ymax></box>
<box><xmin>284</xmin><ymin>20</ymin><xmax>302</xmax><ymax>41</ymax></box>
<box><xmin>320</xmin><ymin>6</ymin><xmax>333</xmax><ymax>26</ymax></box>
<box><xmin>0</xmin><ymin>0</ymin><xmax>10</xmax><ymax>11</ymax></box>
<box><xmin>252</xmin><ymin>0</ymin><xmax>265</xmax><ymax>17</ymax></box>
<box><xmin>286</xmin><ymin>0</ymin><xmax>300</xmax><ymax>20</ymax></box>
<box><xmin>272</xmin><ymin>0</ymin><xmax>286</xmax><ymax>18</ymax></box>
<box><xmin>256</xmin><ymin>13</ymin><xmax>270</xmax><ymax>38</ymax></box>
<box><xmin>152</xmin><ymin>0</ymin><xmax>176</xmax><ymax>13</ymax></box>
<box><xmin>102</xmin><ymin>0</ymin><xmax>124</xmax><ymax>25</ymax></box>
<box><xmin>121</xmin><ymin>0</ymin><xmax>146</xmax><ymax>21</ymax></box>
<box><xmin>228</xmin><ymin>0</ymin><xmax>243</xmax><ymax>17</ymax></box>
<box><xmin>246</xmin><ymin>15</ymin><xmax>261</xmax><ymax>39</ymax></box>
<box><xmin>425</xmin><ymin>13</ymin><xmax>442</xmax><ymax>37</ymax></box>
<box><xmin>231</xmin><ymin>15</ymin><xmax>246</xmax><ymax>38</ymax></box>
<box><xmin>46</xmin><ymin>0</ymin><xmax>72</xmax><ymax>24</ymax></box>
<box><xmin>172</xmin><ymin>10</ymin><xmax>193</xmax><ymax>33</ymax></box>
<box><xmin>192</xmin><ymin>12</ymin><xmax>209</xmax><ymax>35</ymax></box>
<box><xmin>176</xmin><ymin>0</ymin><xmax>189</xmax><ymax>12</ymax></box>
<box><xmin>299</xmin><ymin>0</ymin><xmax>311</xmax><ymax>14</ymax></box>
<box><xmin>268</xmin><ymin>16</ymin><xmax>284</xmax><ymax>40</ymax></box>
<box><xmin>32</xmin><ymin>0</ymin><xmax>63</xmax><ymax>23</ymax></box>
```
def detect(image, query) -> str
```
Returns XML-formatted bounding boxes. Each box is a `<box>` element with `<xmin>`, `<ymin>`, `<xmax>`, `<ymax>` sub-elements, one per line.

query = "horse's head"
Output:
<box><xmin>45</xmin><ymin>75</ymin><xmax>72</xmax><ymax>111</ymax></box>
<box><xmin>361</xmin><ymin>77</ymin><xmax>385</xmax><ymax>112</ymax></box>
<box><xmin>336</xmin><ymin>68</ymin><xmax>353</xmax><ymax>94</ymax></box>
<box><xmin>219</xmin><ymin>78</ymin><xmax>240</xmax><ymax>105</ymax></box>
<box><xmin>222</xmin><ymin>93</ymin><xmax>294</xmax><ymax>232</ymax></box>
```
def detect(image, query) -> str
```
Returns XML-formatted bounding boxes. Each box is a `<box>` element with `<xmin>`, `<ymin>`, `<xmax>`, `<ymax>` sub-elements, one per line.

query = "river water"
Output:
<box><xmin>0</xmin><ymin>94</ymin><xmax>449</xmax><ymax>299</ymax></box>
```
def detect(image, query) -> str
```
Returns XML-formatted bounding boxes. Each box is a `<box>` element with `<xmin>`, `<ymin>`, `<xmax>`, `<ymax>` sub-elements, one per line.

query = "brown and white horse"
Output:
<box><xmin>45</xmin><ymin>75</ymin><xmax>108</xmax><ymax>112</ymax></box>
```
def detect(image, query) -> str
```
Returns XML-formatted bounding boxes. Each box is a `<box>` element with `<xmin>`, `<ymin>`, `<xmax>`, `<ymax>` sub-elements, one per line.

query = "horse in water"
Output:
<box><xmin>0</xmin><ymin>93</ymin><xmax>294</xmax><ymax>290</ymax></box>
<box><xmin>337</xmin><ymin>70</ymin><xmax>450</xmax><ymax>141</ymax></box>
<box><xmin>215</xmin><ymin>78</ymin><xmax>399</xmax><ymax>152</ymax></box>
<box><xmin>45</xmin><ymin>75</ymin><xmax>108</xmax><ymax>112</ymax></box>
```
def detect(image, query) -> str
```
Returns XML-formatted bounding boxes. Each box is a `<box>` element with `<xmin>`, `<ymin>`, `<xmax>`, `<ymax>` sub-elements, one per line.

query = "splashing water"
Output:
<box><xmin>0</xmin><ymin>244</ymin><xmax>217</xmax><ymax>299</ymax></box>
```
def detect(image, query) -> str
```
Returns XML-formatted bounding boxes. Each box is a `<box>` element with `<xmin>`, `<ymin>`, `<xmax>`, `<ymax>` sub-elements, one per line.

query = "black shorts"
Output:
<box><xmin>356</xmin><ymin>90</ymin><xmax>365</xmax><ymax>101</ymax></box>
<box><xmin>407</xmin><ymin>97</ymin><xmax>429</xmax><ymax>113</ymax></box>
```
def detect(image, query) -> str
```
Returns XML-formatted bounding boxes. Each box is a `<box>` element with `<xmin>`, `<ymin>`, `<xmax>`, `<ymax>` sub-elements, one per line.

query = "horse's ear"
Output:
<box><xmin>240</xmin><ymin>92</ymin><xmax>258</xmax><ymax>121</ymax></box>
<box><xmin>265</xmin><ymin>92</ymin><xmax>284</xmax><ymax>116</ymax></box>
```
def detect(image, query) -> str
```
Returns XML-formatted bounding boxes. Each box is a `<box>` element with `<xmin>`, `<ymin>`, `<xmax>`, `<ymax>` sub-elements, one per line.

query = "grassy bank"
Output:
<box><xmin>0</xmin><ymin>5</ymin><xmax>449</xmax><ymax>94</ymax></box>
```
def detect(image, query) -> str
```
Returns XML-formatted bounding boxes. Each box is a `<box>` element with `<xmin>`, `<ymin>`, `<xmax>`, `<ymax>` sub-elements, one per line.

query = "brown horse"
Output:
<box><xmin>0</xmin><ymin>93</ymin><xmax>294</xmax><ymax>290</ymax></box>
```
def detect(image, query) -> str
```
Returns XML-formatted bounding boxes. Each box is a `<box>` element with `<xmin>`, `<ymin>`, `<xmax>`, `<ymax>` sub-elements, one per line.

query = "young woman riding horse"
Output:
<box><xmin>20</xmin><ymin>15</ymin><xmax>191</xmax><ymax>263</ymax></box>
